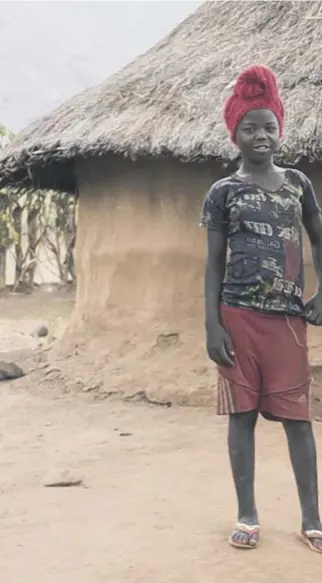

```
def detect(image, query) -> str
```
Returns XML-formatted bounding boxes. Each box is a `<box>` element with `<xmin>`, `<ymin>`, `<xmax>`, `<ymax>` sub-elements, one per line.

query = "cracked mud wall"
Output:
<box><xmin>73</xmin><ymin>154</ymin><xmax>219</xmax><ymax>326</ymax></box>
<box><xmin>51</xmin><ymin>155</ymin><xmax>221</xmax><ymax>405</ymax></box>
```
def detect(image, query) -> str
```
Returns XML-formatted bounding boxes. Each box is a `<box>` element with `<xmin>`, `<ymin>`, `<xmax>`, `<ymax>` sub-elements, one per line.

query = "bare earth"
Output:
<box><xmin>1</xmin><ymin>289</ymin><xmax>322</xmax><ymax>582</ymax></box>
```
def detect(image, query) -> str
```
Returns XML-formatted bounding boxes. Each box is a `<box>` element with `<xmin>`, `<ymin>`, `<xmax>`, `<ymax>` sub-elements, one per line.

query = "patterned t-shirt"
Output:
<box><xmin>200</xmin><ymin>169</ymin><xmax>320</xmax><ymax>316</ymax></box>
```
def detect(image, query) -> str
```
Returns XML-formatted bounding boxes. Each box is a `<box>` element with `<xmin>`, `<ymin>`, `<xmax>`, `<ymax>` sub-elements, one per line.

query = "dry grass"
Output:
<box><xmin>1</xmin><ymin>0</ymin><xmax>322</xmax><ymax>189</ymax></box>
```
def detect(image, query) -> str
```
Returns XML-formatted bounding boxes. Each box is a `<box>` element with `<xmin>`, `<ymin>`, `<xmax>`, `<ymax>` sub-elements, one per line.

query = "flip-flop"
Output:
<box><xmin>299</xmin><ymin>529</ymin><xmax>322</xmax><ymax>554</ymax></box>
<box><xmin>229</xmin><ymin>522</ymin><xmax>260</xmax><ymax>549</ymax></box>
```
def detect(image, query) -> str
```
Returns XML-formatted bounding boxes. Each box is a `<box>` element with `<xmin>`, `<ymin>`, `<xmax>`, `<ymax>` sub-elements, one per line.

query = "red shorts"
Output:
<box><xmin>217</xmin><ymin>305</ymin><xmax>312</xmax><ymax>422</ymax></box>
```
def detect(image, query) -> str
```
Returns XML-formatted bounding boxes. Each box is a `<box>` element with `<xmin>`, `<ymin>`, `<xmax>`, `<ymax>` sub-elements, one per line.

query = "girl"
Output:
<box><xmin>201</xmin><ymin>65</ymin><xmax>322</xmax><ymax>552</ymax></box>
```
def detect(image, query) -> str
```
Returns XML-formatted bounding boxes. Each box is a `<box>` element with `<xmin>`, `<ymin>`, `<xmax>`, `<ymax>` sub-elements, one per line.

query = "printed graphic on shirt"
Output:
<box><xmin>200</xmin><ymin>169</ymin><xmax>320</xmax><ymax>316</ymax></box>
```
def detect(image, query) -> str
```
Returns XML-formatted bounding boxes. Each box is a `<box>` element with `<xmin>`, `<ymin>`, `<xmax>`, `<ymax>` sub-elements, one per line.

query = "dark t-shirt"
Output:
<box><xmin>200</xmin><ymin>169</ymin><xmax>320</xmax><ymax>316</ymax></box>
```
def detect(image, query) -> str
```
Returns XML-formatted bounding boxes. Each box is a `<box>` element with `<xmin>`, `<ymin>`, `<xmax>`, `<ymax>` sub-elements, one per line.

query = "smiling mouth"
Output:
<box><xmin>253</xmin><ymin>145</ymin><xmax>270</xmax><ymax>152</ymax></box>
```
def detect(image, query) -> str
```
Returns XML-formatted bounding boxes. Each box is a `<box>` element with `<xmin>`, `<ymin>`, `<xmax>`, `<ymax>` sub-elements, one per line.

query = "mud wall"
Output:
<box><xmin>74</xmin><ymin>155</ymin><xmax>220</xmax><ymax>323</ymax></box>
<box><xmin>74</xmin><ymin>156</ymin><xmax>322</xmax><ymax>321</ymax></box>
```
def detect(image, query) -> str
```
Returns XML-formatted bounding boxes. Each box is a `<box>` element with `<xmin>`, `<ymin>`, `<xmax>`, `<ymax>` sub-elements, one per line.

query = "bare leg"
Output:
<box><xmin>228</xmin><ymin>410</ymin><xmax>259</xmax><ymax>547</ymax></box>
<box><xmin>283</xmin><ymin>419</ymin><xmax>322</xmax><ymax>551</ymax></box>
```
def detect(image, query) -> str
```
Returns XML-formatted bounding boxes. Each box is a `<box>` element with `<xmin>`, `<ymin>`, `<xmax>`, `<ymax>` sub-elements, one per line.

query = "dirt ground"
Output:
<box><xmin>1</xmin><ymin>288</ymin><xmax>322</xmax><ymax>582</ymax></box>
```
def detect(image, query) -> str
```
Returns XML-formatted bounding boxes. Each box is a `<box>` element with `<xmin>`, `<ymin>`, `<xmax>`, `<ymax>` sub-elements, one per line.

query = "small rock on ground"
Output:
<box><xmin>0</xmin><ymin>361</ymin><xmax>24</xmax><ymax>380</ymax></box>
<box><xmin>42</xmin><ymin>469</ymin><xmax>83</xmax><ymax>488</ymax></box>
<box><xmin>31</xmin><ymin>323</ymin><xmax>49</xmax><ymax>338</ymax></box>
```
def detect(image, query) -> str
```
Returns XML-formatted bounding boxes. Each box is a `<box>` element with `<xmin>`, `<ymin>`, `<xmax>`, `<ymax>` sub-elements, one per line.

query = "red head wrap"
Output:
<box><xmin>223</xmin><ymin>65</ymin><xmax>284</xmax><ymax>142</ymax></box>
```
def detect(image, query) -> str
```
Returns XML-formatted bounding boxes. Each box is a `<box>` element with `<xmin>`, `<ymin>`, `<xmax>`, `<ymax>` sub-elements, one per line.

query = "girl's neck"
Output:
<box><xmin>238</xmin><ymin>158</ymin><xmax>278</xmax><ymax>176</ymax></box>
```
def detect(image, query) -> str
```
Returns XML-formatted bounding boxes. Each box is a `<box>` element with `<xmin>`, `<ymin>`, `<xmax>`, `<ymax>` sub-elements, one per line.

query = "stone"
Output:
<box><xmin>0</xmin><ymin>361</ymin><xmax>24</xmax><ymax>380</ymax></box>
<box><xmin>31</xmin><ymin>323</ymin><xmax>49</xmax><ymax>338</ymax></box>
<box><xmin>156</xmin><ymin>332</ymin><xmax>179</xmax><ymax>349</ymax></box>
<box><xmin>42</xmin><ymin>469</ymin><xmax>83</xmax><ymax>488</ymax></box>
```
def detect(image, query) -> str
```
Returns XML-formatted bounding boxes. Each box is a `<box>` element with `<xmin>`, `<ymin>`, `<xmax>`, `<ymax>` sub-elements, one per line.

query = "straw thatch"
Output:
<box><xmin>1</xmin><ymin>0</ymin><xmax>322</xmax><ymax>189</ymax></box>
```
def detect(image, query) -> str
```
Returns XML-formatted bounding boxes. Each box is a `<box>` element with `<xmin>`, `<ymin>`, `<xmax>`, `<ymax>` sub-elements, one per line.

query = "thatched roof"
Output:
<box><xmin>1</xmin><ymin>0</ymin><xmax>322</xmax><ymax>190</ymax></box>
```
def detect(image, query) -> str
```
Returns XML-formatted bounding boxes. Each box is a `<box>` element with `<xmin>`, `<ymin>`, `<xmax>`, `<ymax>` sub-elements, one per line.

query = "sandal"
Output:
<box><xmin>229</xmin><ymin>522</ymin><xmax>260</xmax><ymax>549</ymax></box>
<box><xmin>299</xmin><ymin>529</ymin><xmax>322</xmax><ymax>554</ymax></box>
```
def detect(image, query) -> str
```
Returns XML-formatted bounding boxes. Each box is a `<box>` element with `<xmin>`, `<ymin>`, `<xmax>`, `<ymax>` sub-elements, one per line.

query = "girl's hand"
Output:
<box><xmin>207</xmin><ymin>325</ymin><xmax>235</xmax><ymax>367</ymax></box>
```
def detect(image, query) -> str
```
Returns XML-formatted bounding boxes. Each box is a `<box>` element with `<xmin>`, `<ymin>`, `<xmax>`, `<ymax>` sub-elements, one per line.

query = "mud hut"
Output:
<box><xmin>1</xmin><ymin>0</ymin><xmax>322</xmax><ymax>403</ymax></box>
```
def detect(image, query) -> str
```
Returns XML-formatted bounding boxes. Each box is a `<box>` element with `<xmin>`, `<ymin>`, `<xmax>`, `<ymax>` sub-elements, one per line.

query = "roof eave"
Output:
<box><xmin>0</xmin><ymin>140</ymin><xmax>321</xmax><ymax>193</ymax></box>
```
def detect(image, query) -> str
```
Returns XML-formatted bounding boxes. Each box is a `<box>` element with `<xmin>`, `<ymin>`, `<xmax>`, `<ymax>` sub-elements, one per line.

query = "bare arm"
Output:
<box><xmin>200</xmin><ymin>178</ymin><xmax>235</xmax><ymax>364</ymax></box>
<box><xmin>204</xmin><ymin>229</ymin><xmax>234</xmax><ymax>366</ymax></box>
<box><xmin>205</xmin><ymin>229</ymin><xmax>227</xmax><ymax>333</ymax></box>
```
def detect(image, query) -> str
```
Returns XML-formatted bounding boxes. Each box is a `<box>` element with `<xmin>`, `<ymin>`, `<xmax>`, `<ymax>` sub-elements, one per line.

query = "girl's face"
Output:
<box><xmin>235</xmin><ymin>109</ymin><xmax>280</xmax><ymax>164</ymax></box>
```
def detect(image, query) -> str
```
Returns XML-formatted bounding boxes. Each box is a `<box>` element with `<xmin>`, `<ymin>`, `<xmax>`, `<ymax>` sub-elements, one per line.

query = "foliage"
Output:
<box><xmin>0</xmin><ymin>189</ymin><xmax>18</xmax><ymax>249</ymax></box>
<box><xmin>0</xmin><ymin>123</ymin><xmax>77</xmax><ymax>291</ymax></box>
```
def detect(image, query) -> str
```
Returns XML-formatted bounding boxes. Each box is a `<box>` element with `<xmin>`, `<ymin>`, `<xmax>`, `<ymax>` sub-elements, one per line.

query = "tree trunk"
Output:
<box><xmin>0</xmin><ymin>246</ymin><xmax>6</xmax><ymax>291</ymax></box>
<box><xmin>25</xmin><ymin>208</ymin><xmax>39</xmax><ymax>289</ymax></box>
<box><xmin>12</xmin><ymin>204</ymin><xmax>23</xmax><ymax>288</ymax></box>
<box><xmin>62</xmin><ymin>205</ymin><xmax>77</xmax><ymax>283</ymax></box>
